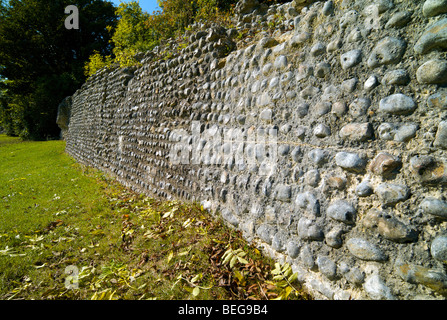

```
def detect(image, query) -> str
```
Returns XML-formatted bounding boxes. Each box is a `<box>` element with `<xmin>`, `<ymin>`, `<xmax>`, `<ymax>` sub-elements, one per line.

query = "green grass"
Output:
<box><xmin>0</xmin><ymin>135</ymin><xmax>125</xmax><ymax>298</ymax></box>
<box><xmin>0</xmin><ymin>136</ymin><xmax>112</xmax><ymax>234</ymax></box>
<box><xmin>0</xmin><ymin>135</ymin><xmax>312</xmax><ymax>300</ymax></box>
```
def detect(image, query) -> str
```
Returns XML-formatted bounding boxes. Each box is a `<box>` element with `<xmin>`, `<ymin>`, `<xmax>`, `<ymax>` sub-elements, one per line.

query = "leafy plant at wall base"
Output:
<box><xmin>221</xmin><ymin>247</ymin><xmax>249</xmax><ymax>269</ymax></box>
<box><xmin>268</xmin><ymin>262</ymin><xmax>300</xmax><ymax>300</ymax></box>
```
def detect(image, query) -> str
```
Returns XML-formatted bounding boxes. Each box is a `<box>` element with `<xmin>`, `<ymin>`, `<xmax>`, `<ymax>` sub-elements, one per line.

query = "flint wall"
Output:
<box><xmin>62</xmin><ymin>0</ymin><xmax>447</xmax><ymax>299</ymax></box>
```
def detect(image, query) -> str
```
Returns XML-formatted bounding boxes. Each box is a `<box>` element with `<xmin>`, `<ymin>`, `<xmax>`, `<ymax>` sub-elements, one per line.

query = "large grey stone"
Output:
<box><xmin>346</xmin><ymin>238</ymin><xmax>388</xmax><ymax>261</ymax></box>
<box><xmin>286</xmin><ymin>240</ymin><xmax>300</xmax><ymax>259</ymax></box>
<box><xmin>298</xmin><ymin>218</ymin><xmax>324</xmax><ymax>241</ymax></box>
<box><xmin>431</xmin><ymin>235</ymin><xmax>447</xmax><ymax>263</ymax></box>
<box><xmin>331</xmin><ymin>101</ymin><xmax>347</xmax><ymax>116</ymax></box>
<box><xmin>314</xmin><ymin>102</ymin><xmax>332</xmax><ymax>116</ymax></box>
<box><xmin>291</xmin><ymin>146</ymin><xmax>302</xmax><ymax>162</ymax></box>
<box><xmin>260</xmin><ymin>108</ymin><xmax>273</xmax><ymax>122</ymax></box>
<box><xmin>385</xmin><ymin>11</ymin><xmax>412</xmax><ymax>29</ymax></box>
<box><xmin>308</xmin><ymin>149</ymin><xmax>328</xmax><ymax>166</ymax></box>
<box><xmin>363</xmin><ymin>209</ymin><xmax>417</xmax><ymax>243</ymax></box>
<box><xmin>340</xmin><ymin>50</ymin><xmax>362</xmax><ymax>70</ymax></box>
<box><xmin>327</xmin><ymin>200</ymin><xmax>357</xmax><ymax>225</ymax></box>
<box><xmin>364</xmin><ymin>274</ymin><xmax>395</xmax><ymax>300</ymax></box>
<box><xmin>342</xmin><ymin>78</ymin><xmax>358</xmax><ymax>93</ymax></box>
<box><xmin>274</xmin><ymin>184</ymin><xmax>292</xmax><ymax>202</ymax></box>
<box><xmin>335</xmin><ymin>152</ymin><xmax>366</xmax><ymax>173</ymax></box>
<box><xmin>56</xmin><ymin>96</ymin><xmax>72</xmax><ymax>135</ymax></box>
<box><xmin>257</xmin><ymin>92</ymin><xmax>271</xmax><ymax>106</ymax></box>
<box><xmin>278</xmin><ymin>144</ymin><xmax>290</xmax><ymax>156</ymax></box>
<box><xmin>394</xmin><ymin>123</ymin><xmax>418</xmax><ymax>142</ymax></box>
<box><xmin>368</xmin><ymin>152</ymin><xmax>401</xmax><ymax>177</ymax></box>
<box><xmin>356</xmin><ymin>181</ymin><xmax>373</xmax><ymax>197</ymax></box>
<box><xmin>367</xmin><ymin>37</ymin><xmax>406</xmax><ymax>68</ymax></box>
<box><xmin>416</xmin><ymin>59</ymin><xmax>447</xmax><ymax>84</ymax></box>
<box><xmin>434</xmin><ymin>121</ymin><xmax>447</xmax><ymax>149</ymax></box>
<box><xmin>222</xmin><ymin>208</ymin><xmax>239</xmax><ymax>227</ymax></box>
<box><xmin>375</xmin><ymin>183</ymin><xmax>410</xmax><ymax>206</ymax></box>
<box><xmin>272</xmin><ymin>230</ymin><xmax>287</xmax><ymax>252</ymax></box>
<box><xmin>378</xmin><ymin>94</ymin><xmax>416</xmax><ymax>115</ymax></box>
<box><xmin>274</xmin><ymin>55</ymin><xmax>288</xmax><ymax>70</ymax></box>
<box><xmin>414</xmin><ymin>18</ymin><xmax>447</xmax><ymax>55</ymax></box>
<box><xmin>325</xmin><ymin>227</ymin><xmax>343</xmax><ymax>248</ymax></box>
<box><xmin>339</xmin><ymin>123</ymin><xmax>373</xmax><ymax>142</ymax></box>
<box><xmin>322</xmin><ymin>0</ymin><xmax>334</xmax><ymax>16</ymax></box>
<box><xmin>256</xmin><ymin>224</ymin><xmax>276</xmax><ymax>244</ymax></box>
<box><xmin>344</xmin><ymin>267</ymin><xmax>365</xmax><ymax>287</ymax></box>
<box><xmin>313</xmin><ymin>124</ymin><xmax>331</xmax><ymax>138</ymax></box>
<box><xmin>420</xmin><ymin>198</ymin><xmax>447</xmax><ymax>219</ymax></box>
<box><xmin>376</xmin><ymin>122</ymin><xmax>418</xmax><ymax>142</ymax></box>
<box><xmin>316</xmin><ymin>256</ymin><xmax>337</xmax><ymax>280</ymax></box>
<box><xmin>295</xmin><ymin>191</ymin><xmax>320</xmax><ymax>216</ymax></box>
<box><xmin>349</xmin><ymin>97</ymin><xmax>370</xmax><ymax>117</ymax></box>
<box><xmin>382</xmin><ymin>69</ymin><xmax>410</xmax><ymax>85</ymax></box>
<box><xmin>396</xmin><ymin>260</ymin><xmax>447</xmax><ymax>292</ymax></box>
<box><xmin>423</xmin><ymin>0</ymin><xmax>447</xmax><ymax>17</ymax></box>
<box><xmin>304</xmin><ymin>169</ymin><xmax>320</xmax><ymax>187</ymax></box>
<box><xmin>300</xmin><ymin>245</ymin><xmax>315</xmax><ymax>270</ymax></box>
<box><xmin>364</xmin><ymin>75</ymin><xmax>379</xmax><ymax>91</ymax></box>
<box><xmin>427</xmin><ymin>90</ymin><xmax>447</xmax><ymax>109</ymax></box>
<box><xmin>296</xmin><ymin>103</ymin><xmax>309</xmax><ymax>118</ymax></box>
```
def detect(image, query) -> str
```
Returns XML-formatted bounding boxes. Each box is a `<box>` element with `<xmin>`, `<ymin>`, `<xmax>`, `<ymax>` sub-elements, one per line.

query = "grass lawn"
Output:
<box><xmin>0</xmin><ymin>134</ymin><xmax>312</xmax><ymax>300</ymax></box>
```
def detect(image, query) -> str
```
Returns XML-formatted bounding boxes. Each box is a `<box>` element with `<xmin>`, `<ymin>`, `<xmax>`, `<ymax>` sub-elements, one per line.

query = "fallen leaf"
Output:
<box><xmin>192</xmin><ymin>287</ymin><xmax>200</xmax><ymax>297</ymax></box>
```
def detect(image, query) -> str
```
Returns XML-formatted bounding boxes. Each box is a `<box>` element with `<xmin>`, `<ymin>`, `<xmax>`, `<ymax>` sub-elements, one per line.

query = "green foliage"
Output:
<box><xmin>0</xmin><ymin>0</ymin><xmax>117</xmax><ymax>139</ymax></box>
<box><xmin>195</xmin><ymin>0</ymin><xmax>235</xmax><ymax>25</ymax></box>
<box><xmin>84</xmin><ymin>51</ymin><xmax>113</xmax><ymax>77</ymax></box>
<box><xmin>111</xmin><ymin>1</ymin><xmax>155</xmax><ymax>67</ymax></box>
<box><xmin>154</xmin><ymin>0</ymin><xmax>236</xmax><ymax>37</ymax></box>
<box><xmin>25</xmin><ymin>73</ymin><xmax>78</xmax><ymax>140</ymax></box>
<box><xmin>0</xmin><ymin>73</ymin><xmax>79</xmax><ymax>140</ymax></box>
<box><xmin>86</xmin><ymin>0</ymin><xmax>237</xmax><ymax>72</ymax></box>
<box><xmin>0</xmin><ymin>92</ymin><xmax>28</xmax><ymax>137</ymax></box>
<box><xmin>269</xmin><ymin>262</ymin><xmax>300</xmax><ymax>300</ymax></box>
<box><xmin>0</xmin><ymin>83</ymin><xmax>19</xmax><ymax>136</ymax></box>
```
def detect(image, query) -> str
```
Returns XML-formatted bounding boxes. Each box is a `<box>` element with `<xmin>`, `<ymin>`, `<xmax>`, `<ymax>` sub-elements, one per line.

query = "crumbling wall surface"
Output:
<box><xmin>64</xmin><ymin>0</ymin><xmax>447</xmax><ymax>300</ymax></box>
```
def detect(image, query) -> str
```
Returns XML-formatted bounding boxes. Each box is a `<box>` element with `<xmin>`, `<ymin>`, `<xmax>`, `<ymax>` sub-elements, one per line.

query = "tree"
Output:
<box><xmin>95</xmin><ymin>0</ymin><xmax>236</xmax><ymax>72</ymax></box>
<box><xmin>111</xmin><ymin>1</ymin><xmax>154</xmax><ymax>67</ymax></box>
<box><xmin>0</xmin><ymin>0</ymin><xmax>117</xmax><ymax>139</ymax></box>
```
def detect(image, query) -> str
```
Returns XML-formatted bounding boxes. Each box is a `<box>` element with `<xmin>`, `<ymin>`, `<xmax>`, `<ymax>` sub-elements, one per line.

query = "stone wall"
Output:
<box><xmin>61</xmin><ymin>0</ymin><xmax>447</xmax><ymax>300</ymax></box>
